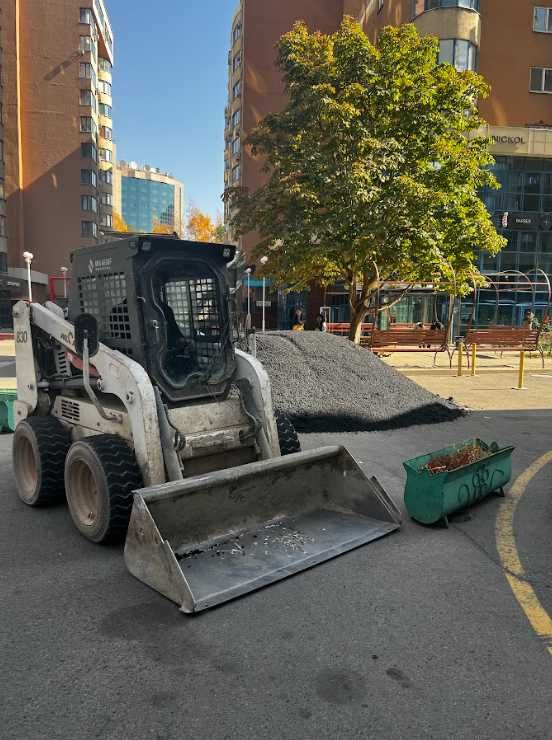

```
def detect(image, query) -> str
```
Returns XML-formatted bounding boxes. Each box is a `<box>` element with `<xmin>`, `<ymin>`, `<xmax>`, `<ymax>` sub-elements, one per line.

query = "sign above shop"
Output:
<box><xmin>503</xmin><ymin>212</ymin><xmax>552</xmax><ymax>230</ymax></box>
<box><xmin>491</xmin><ymin>135</ymin><xmax>526</xmax><ymax>146</ymax></box>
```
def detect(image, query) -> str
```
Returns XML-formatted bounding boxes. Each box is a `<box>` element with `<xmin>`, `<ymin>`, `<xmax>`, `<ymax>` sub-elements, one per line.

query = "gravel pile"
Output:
<box><xmin>254</xmin><ymin>331</ymin><xmax>463</xmax><ymax>433</ymax></box>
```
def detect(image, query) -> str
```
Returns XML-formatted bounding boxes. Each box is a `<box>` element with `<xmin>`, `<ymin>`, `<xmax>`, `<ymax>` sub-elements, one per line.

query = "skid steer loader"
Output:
<box><xmin>12</xmin><ymin>236</ymin><xmax>400</xmax><ymax>613</ymax></box>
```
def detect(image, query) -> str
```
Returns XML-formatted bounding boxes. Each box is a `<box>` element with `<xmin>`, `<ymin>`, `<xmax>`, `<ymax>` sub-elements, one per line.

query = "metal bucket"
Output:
<box><xmin>124</xmin><ymin>446</ymin><xmax>401</xmax><ymax>613</ymax></box>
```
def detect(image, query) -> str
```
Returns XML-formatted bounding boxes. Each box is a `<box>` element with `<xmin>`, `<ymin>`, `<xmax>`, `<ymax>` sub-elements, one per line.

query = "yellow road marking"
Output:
<box><xmin>495</xmin><ymin>452</ymin><xmax>552</xmax><ymax>656</ymax></box>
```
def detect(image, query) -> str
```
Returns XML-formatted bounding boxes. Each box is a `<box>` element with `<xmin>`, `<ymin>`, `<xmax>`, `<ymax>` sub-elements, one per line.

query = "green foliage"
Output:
<box><xmin>224</xmin><ymin>18</ymin><xmax>505</xmax><ymax>340</ymax></box>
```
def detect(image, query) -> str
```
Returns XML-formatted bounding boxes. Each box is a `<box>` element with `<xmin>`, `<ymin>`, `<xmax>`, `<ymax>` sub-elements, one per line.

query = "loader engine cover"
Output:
<box><xmin>69</xmin><ymin>237</ymin><xmax>237</xmax><ymax>403</ymax></box>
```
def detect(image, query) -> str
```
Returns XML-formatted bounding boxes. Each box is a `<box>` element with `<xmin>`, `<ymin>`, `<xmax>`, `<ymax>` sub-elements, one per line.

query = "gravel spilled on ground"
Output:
<box><xmin>254</xmin><ymin>331</ymin><xmax>464</xmax><ymax>433</ymax></box>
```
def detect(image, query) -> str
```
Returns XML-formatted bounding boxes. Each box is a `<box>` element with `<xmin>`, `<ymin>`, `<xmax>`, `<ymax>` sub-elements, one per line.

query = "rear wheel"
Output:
<box><xmin>274</xmin><ymin>410</ymin><xmax>301</xmax><ymax>456</ymax></box>
<box><xmin>12</xmin><ymin>416</ymin><xmax>71</xmax><ymax>506</ymax></box>
<box><xmin>64</xmin><ymin>435</ymin><xmax>143</xmax><ymax>544</ymax></box>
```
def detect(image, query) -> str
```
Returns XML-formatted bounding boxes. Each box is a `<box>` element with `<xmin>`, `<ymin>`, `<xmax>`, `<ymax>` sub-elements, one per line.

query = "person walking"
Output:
<box><xmin>314</xmin><ymin>312</ymin><xmax>327</xmax><ymax>332</ymax></box>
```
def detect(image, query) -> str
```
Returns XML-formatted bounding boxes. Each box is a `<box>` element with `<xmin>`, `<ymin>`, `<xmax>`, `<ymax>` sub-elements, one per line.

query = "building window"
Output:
<box><xmin>81</xmin><ymin>142</ymin><xmax>98</xmax><ymax>161</ymax></box>
<box><xmin>231</xmin><ymin>137</ymin><xmax>240</xmax><ymax>156</ymax></box>
<box><xmin>99</xmin><ymin>103</ymin><xmax>112</xmax><ymax>118</ymax></box>
<box><xmin>232</xmin><ymin>164</ymin><xmax>240</xmax><ymax>183</ymax></box>
<box><xmin>233</xmin><ymin>80</ymin><xmax>241</xmax><ymax>99</ymax></box>
<box><xmin>233</xmin><ymin>51</ymin><xmax>242</xmax><ymax>73</ymax></box>
<box><xmin>100</xmin><ymin>80</ymin><xmax>112</xmax><ymax>96</ymax></box>
<box><xmin>81</xmin><ymin>195</ymin><xmax>98</xmax><ymax>212</ymax></box>
<box><xmin>0</xmin><ymin>215</ymin><xmax>6</xmax><ymax>237</ymax></box>
<box><xmin>232</xmin><ymin>108</ymin><xmax>241</xmax><ymax>128</ymax></box>
<box><xmin>101</xmin><ymin>192</ymin><xmax>113</xmax><ymax>206</ymax></box>
<box><xmin>378</xmin><ymin>0</ymin><xmax>384</xmax><ymax>11</ymax></box>
<box><xmin>99</xmin><ymin>148</ymin><xmax>113</xmax><ymax>162</ymax></box>
<box><xmin>424</xmin><ymin>0</ymin><xmax>479</xmax><ymax>9</ymax></box>
<box><xmin>100</xmin><ymin>126</ymin><xmax>113</xmax><ymax>140</ymax></box>
<box><xmin>80</xmin><ymin>168</ymin><xmax>97</xmax><ymax>187</ymax></box>
<box><xmin>99</xmin><ymin>168</ymin><xmax>113</xmax><ymax>185</ymax></box>
<box><xmin>99</xmin><ymin>58</ymin><xmax>112</xmax><ymax>73</ymax></box>
<box><xmin>533</xmin><ymin>7</ymin><xmax>552</xmax><ymax>32</ymax></box>
<box><xmin>80</xmin><ymin>36</ymin><xmax>93</xmax><ymax>53</ymax></box>
<box><xmin>81</xmin><ymin>220</ymin><xmax>98</xmax><ymax>237</ymax></box>
<box><xmin>233</xmin><ymin>22</ymin><xmax>242</xmax><ymax>44</ymax></box>
<box><xmin>0</xmin><ymin>180</ymin><xmax>4</xmax><ymax>199</ymax></box>
<box><xmin>80</xmin><ymin>7</ymin><xmax>93</xmax><ymax>24</ymax></box>
<box><xmin>530</xmin><ymin>67</ymin><xmax>552</xmax><ymax>93</ymax></box>
<box><xmin>100</xmin><ymin>214</ymin><xmax>113</xmax><ymax>228</ymax></box>
<box><xmin>79</xmin><ymin>62</ymin><xmax>94</xmax><ymax>79</ymax></box>
<box><xmin>79</xmin><ymin>89</ymin><xmax>97</xmax><ymax>111</ymax></box>
<box><xmin>439</xmin><ymin>39</ymin><xmax>477</xmax><ymax>71</ymax></box>
<box><xmin>80</xmin><ymin>116</ymin><xmax>96</xmax><ymax>134</ymax></box>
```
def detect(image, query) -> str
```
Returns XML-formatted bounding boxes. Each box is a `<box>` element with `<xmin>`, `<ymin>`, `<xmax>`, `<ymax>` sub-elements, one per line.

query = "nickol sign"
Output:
<box><xmin>491</xmin><ymin>135</ymin><xmax>526</xmax><ymax>145</ymax></box>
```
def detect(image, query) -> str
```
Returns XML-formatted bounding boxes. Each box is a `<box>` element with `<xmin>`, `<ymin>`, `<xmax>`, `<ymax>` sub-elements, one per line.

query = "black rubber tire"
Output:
<box><xmin>64</xmin><ymin>434</ymin><xmax>143</xmax><ymax>544</ymax></box>
<box><xmin>12</xmin><ymin>416</ymin><xmax>71</xmax><ymax>506</ymax></box>
<box><xmin>274</xmin><ymin>410</ymin><xmax>301</xmax><ymax>456</ymax></box>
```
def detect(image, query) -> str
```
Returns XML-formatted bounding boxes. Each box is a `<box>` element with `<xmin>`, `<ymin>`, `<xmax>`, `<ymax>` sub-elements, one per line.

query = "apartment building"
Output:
<box><xmin>113</xmin><ymin>162</ymin><xmax>184</xmax><ymax>237</ymax></box>
<box><xmin>2</xmin><ymin>0</ymin><xmax>115</xmax><ymax>301</ymax></box>
<box><xmin>225</xmin><ymin>1</ymin><xmax>552</xmax><ymax>327</ymax></box>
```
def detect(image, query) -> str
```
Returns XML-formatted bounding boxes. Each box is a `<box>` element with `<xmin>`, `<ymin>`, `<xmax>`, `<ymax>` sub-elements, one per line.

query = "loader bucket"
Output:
<box><xmin>124</xmin><ymin>446</ymin><xmax>401</xmax><ymax>613</ymax></box>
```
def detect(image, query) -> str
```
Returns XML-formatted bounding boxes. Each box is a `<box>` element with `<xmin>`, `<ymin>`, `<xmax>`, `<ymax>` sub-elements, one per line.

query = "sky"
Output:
<box><xmin>105</xmin><ymin>0</ymin><xmax>238</xmax><ymax>221</ymax></box>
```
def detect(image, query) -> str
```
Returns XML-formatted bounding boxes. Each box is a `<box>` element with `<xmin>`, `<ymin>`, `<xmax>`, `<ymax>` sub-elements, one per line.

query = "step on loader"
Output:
<box><xmin>12</xmin><ymin>236</ymin><xmax>400</xmax><ymax>612</ymax></box>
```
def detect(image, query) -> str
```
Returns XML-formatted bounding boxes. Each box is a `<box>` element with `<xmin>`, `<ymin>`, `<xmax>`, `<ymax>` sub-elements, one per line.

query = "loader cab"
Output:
<box><xmin>69</xmin><ymin>237</ymin><xmax>237</xmax><ymax>404</ymax></box>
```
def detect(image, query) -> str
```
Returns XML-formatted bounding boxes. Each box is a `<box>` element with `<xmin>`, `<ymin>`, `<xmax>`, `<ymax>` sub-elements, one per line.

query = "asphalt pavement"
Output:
<box><xmin>2</xmin><ymin>408</ymin><xmax>552</xmax><ymax>739</ymax></box>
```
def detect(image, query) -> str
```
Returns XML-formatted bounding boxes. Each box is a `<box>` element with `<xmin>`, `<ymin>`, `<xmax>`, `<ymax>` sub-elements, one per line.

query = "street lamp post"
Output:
<box><xmin>245</xmin><ymin>267</ymin><xmax>252</xmax><ymax>330</ymax></box>
<box><xmin>60</xmin><ymin>266</ymin><xmax>68</xmax><ymax>299</ymax></box>
<box><xmin>23</xmin><ymin>252</ymin><xmax>34</xmax><ymax>302</ymax></box>
<box><xmin>260</xmin><ymin>255</ymin><xmax>268</xmax><ymax>332</ymax></box>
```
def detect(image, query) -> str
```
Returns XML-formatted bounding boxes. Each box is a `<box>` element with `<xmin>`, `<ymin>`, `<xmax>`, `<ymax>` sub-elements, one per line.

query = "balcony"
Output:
<box><xmin>92</xmin><ymin>0</ymin><xmax>114</xmax><ymax>64</ymax></box>
<box><xmin>412</xmin><ymin>0</ymin><xmax>479</xmax><ymax>16</ymax></box>
<box><xmin>413</xmin><ymin>2</ymin><xmax>481</xmax><ymax>46</ymax></box>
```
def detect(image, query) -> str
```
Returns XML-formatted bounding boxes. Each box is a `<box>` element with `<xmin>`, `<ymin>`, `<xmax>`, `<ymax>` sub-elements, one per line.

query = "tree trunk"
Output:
<box><xmin>349</xmin><ymin>306</ymin><xmax>366</xmax><ymax>344</ymax></box>
<box><xmin>347</xmin><ymin>269</ymin><xmax>379</xmax><ymax>344</ymax></box>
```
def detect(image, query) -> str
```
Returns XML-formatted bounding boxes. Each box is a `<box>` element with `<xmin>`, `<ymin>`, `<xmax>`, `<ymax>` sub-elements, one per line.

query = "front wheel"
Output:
<box><xmin>274</xmin><ymin>410</ymin><xmax>301</xmax><ymax>456</ymax></box>
<box><xmin>65</xmin><ymin>435</ymin><xmax>143</xmax><ymax>544</ymax></box>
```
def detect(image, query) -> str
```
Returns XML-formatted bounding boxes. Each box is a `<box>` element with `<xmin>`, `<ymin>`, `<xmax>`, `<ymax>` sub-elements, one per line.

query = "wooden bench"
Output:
<box><xmin>368</xmin><ymin>328</ymin><xmax>452</xmax><ymax>366</ymax></box>
<box><xmin>463</xmin><ymin>326</ymin><xmax>545</xmax><ymax>368</ymax></box>
<box><xmin>326</xmin><ymin>322</ymin><xmax>373</xmax><ymax>338</ymax></box>
<box><xmin>327</xmin><ymin>323</ymin><xmax>451</xmax><ymax>365</ymax></box>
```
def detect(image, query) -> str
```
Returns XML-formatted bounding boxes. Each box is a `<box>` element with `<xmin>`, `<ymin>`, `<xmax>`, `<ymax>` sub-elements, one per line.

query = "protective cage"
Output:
<box><xmin>69</xmin><ymin>236</ymin><xmax>237</xmax><ymax>403</ymax></box>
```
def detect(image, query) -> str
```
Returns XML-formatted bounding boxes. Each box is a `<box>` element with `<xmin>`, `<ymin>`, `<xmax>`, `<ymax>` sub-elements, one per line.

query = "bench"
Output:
<box><xmin>369</xmin><ymin>328</ymin><xmax>452</xmax><ymax>366</ymax></box>
<box><xmin>463</xmin><ymin>326</ymin><xmax>545</xmax><ymax>368</ymax></box>
<box><xmin>326</xmin><ymin>322</ymin><xmax>373</xmax><ymax>338</ymax></box>
<box><xmin>327</xmin><ymin>323</ymin><xmax>451</xmax><ymax>365</ymax></box>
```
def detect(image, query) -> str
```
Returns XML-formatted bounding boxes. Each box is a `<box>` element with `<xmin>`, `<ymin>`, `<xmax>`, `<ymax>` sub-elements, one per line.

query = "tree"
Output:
<box><xmin>213</xmin><ymin>213</ymin><xmax>227</xmax><ymax>243</ymax></box>
<box><xmin>187</xmin><ymin>208</ymin><xmax>227</xmax><ymax>243</ymax></box>
<box><xmin>152</xmin><ymin>219</ymin><xmax>175</xmax><ymax>235</ymax></box>
<box><xmin>224</xmin><ymin>19</ymin><xmax>505</xmax><ymax>342</ymax></box>
<box><xmin>112</xmin><ymin>211</ymin><xmax>131</xmax><ymax>233</ymax></box>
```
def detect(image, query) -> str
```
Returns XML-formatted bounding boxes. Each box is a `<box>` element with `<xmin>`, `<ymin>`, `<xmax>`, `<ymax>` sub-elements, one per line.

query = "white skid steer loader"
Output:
<box><xmin>12</xmin><ymin>236</ymin><xmax>400</xmax><ymax>612</ymax></box>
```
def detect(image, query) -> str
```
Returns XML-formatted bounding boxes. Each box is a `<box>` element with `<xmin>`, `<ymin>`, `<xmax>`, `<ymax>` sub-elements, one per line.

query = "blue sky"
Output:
<box><xmin>105</xmin><ymin>0</ymin><xmax>238</xmax><ymax>220</ymax></box>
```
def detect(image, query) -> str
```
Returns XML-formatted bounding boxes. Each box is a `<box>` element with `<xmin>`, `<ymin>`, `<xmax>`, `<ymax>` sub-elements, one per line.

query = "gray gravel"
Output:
<box><xmin>255</xmin><ymin>331</ymin><xmax>463</xmax><ymax>433</ymax></box>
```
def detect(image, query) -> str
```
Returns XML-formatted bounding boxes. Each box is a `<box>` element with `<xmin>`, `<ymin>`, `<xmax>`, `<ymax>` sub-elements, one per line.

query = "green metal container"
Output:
<box><xmin>0</xmin><ymin>390</ymin><xmax>17</xmax><ymax>433</ymax></box>
<box><xmin>403</xmin><ymin>439</ymin><xmax>514</xmax><ymax>526</ymax></box>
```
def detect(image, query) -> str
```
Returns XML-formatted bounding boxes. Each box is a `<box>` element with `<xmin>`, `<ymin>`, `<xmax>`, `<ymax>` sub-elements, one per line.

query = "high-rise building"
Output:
<box><xmin>225</xmin><ymin>1</ymin><xmax>552</xmax><ymax>326</ymax></box>
<box><xmin>2</xmin><ymin>0</ymin><xmax>115</xmax><ymax>295</ymax></box>
<box><xmin>113</xmin><ymin>162</ymin><xmax>184</xmax><ymax>237</ymax></box>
